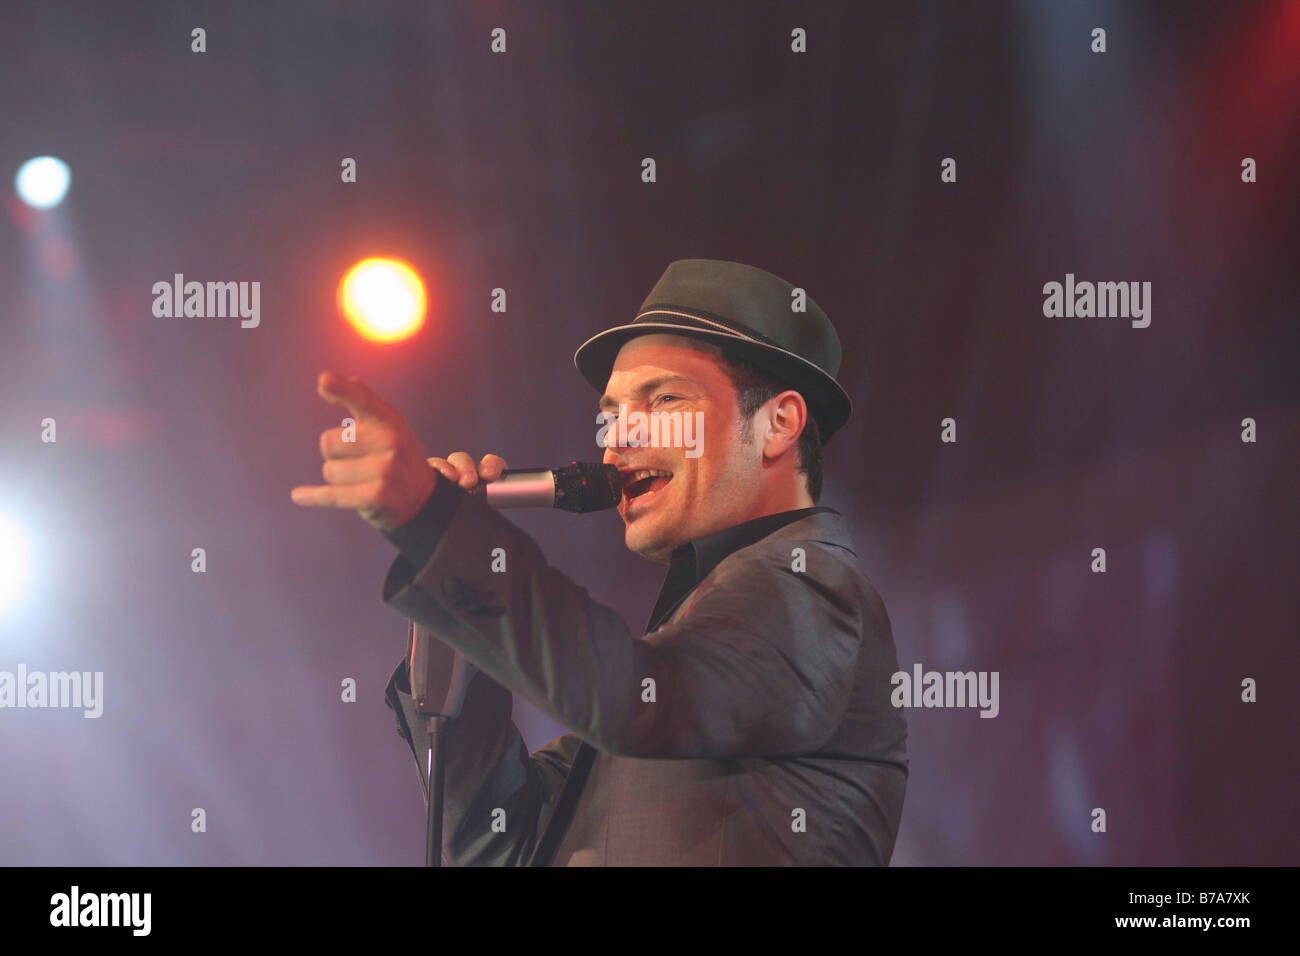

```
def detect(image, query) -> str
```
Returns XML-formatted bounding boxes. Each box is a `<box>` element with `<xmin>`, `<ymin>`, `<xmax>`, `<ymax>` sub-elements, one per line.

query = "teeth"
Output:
<box><xmin>629</xmin><ymin>468</ymin><xmax>672</xmax><ymax>482</ymax></box>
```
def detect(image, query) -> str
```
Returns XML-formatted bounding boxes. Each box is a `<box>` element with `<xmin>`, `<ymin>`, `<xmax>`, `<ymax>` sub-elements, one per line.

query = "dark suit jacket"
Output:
<box><xmin>381</xmin><ymin>493</ymin><xmax>908</xmax><ymax>865</ymax></box>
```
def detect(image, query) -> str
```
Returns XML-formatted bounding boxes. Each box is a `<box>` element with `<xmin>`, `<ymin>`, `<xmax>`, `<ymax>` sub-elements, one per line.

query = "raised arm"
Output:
<box><xmin>382</xmin><ymin>492</ymin><xmax>864</xmax><ymax>760</ymax></box>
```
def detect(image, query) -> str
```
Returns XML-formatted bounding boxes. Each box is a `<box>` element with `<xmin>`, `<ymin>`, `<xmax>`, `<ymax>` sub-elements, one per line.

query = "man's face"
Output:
<box><xmin>599</xmin><ymin>334</ymin><xmax>763</xmax><ymax>563</ymax></box>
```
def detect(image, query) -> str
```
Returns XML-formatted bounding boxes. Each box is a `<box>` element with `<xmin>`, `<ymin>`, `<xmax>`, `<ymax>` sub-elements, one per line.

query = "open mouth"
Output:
<box><xmin>621</xmin><ymin>468</ymin><xmax>673</xmax><ymax>504</ymax></box>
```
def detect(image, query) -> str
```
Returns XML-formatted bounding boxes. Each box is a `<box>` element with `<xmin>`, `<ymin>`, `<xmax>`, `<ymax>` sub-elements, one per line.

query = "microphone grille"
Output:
<box><xmin>552</xmin><ymin>462</ymin><xmax>623</xmax><ymax>513</ymax></box>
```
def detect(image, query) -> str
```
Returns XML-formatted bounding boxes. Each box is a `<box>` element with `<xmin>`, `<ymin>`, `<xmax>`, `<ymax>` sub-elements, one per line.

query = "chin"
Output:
<box><xmin>624</xmin><ymin>522</ymin><xmax>677</xmax><ymax>564</ymax></box>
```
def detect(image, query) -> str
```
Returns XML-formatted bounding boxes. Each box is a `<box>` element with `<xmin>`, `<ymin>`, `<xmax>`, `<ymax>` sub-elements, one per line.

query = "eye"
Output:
<box><xmin>653</xmin><ymin>394</ymin><xmax>679</xmax><ymax>408</ymax></box>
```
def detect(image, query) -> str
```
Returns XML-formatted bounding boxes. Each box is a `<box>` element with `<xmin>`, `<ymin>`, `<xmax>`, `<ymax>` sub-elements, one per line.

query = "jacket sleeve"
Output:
<box><xmin>381</xmin><ymin>492</ymin><xmax>864</xmax><ymax>760</ymax></box>
<box><xmin>384</xmin><ymin>651</ymin><xmax>583</xmax><ymax>866</ymax></box>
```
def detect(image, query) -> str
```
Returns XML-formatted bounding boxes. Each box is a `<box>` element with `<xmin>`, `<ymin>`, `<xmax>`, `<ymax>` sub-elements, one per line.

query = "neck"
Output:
<box><xmin>744</xmin><ymin>480</ymin><xmax>814</xmax><ymax>522</ymax></box>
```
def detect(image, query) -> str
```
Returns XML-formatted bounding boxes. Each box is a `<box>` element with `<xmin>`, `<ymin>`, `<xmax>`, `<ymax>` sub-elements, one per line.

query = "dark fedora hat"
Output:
<box><xmin>573</xmin><ymin>259</ymin><xmax>852</xmax><ymax>443</ymax></box>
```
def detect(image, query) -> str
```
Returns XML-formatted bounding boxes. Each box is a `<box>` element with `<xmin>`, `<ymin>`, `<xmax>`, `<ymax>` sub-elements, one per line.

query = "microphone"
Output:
<box><xmin>467</xmin><ymin>461</ymin><xmax>623</xmax><ymax>512</ymax></box>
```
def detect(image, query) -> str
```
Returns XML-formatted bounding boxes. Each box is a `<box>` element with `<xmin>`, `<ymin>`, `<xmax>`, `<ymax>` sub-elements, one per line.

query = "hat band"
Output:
<box><xmin>633</xmin><ymin>308</ymin><xmax>785</xmax><ymax>351</ymax></box>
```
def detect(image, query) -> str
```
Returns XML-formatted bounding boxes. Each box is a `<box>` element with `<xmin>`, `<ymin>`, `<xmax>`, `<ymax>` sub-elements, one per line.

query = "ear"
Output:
<box><xmin>760</xmin><ymin>390</ymin><xmax>807</xmax><ymax>463</ymax></box>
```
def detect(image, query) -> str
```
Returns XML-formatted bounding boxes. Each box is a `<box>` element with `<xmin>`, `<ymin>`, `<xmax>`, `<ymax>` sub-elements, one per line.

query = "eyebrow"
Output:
<box><xmin>598</xmin><ymin>375</ymin><xmax>698</xmax><ymax>412</ymax></box>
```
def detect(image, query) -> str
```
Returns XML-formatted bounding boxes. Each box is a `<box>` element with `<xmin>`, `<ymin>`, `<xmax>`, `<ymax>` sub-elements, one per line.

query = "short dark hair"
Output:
<box><xmin>717</xmin><ymin>353</ymin><xmax>824</xmax><ymax>503</ymax></box>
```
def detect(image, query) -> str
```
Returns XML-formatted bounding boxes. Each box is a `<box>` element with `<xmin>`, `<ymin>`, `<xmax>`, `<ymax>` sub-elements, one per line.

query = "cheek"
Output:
<box><xmin>685</xmin><ymin>461</ymin><xmax>720</xmax><ymax>495</ymax></box>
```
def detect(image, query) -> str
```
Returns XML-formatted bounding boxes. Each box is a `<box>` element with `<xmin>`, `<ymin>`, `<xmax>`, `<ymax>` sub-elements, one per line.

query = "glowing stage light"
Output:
<box><xmin>337</xmin><ymin>258</ymin><xmax>428</xmax><ymax>343</ymax></box>
<box><xmin>0</xmin><ymin>512</ymin><xmax>30</xmax><ymax>615</ymax></box>
<box><xmin>15</xmin><ymin>156</ymin><xmax>71</xmax><ymax>209</ymax></box>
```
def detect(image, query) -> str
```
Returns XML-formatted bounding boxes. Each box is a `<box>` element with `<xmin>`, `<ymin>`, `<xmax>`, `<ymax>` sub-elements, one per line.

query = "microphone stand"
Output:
<box><xmin>408</xmin><ymin>619</ymin><xmax>477</xmax><ymax>867</ymax></box>
<box><xmin>425</xmin><ymin>713</ymin><xmax>446</xmax><ymax>868</ymax></box>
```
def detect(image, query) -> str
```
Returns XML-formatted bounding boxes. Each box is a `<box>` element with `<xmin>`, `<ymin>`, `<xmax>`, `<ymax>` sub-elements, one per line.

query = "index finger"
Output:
<box><xmin>316</xmin><ymin>370</ymin><xmax>395</xmax><ymax>424</ymax></box>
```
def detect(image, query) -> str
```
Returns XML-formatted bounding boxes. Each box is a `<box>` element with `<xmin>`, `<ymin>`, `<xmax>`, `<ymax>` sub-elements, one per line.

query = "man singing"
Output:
<box><xmin>291</xmin><ymin>259</ymin><xmax>908</xmax><ymax>865</ymax></box>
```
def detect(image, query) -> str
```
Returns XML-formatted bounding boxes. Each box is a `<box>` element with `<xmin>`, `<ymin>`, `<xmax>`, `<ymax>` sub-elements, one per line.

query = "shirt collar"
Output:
<box><xmin>645</xmin><ymin>506</ymin><xmax>839</xmax><ymax>631</ymax></box>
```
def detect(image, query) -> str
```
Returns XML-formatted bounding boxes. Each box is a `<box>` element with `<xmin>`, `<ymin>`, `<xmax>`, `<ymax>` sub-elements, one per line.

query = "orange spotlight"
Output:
<box><xmin>337</xmin><ymin>257</ymin><xmax>428</xmax><ymax>343</ymax></box>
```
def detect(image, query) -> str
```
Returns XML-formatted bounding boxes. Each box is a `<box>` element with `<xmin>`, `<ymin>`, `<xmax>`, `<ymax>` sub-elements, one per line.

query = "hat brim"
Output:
<box><xmin>573</xmin><ymin>322</ymin><xmax>852</xmax><ymax>443</ymax></box>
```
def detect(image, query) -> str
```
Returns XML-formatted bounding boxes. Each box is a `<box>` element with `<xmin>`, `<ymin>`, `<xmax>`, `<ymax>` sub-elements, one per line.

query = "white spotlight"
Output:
<box><xmin>15</xmin><ymin>156</ymin><xmax>72</xmax><ymax>209</ymax></box>
<box><xmin>0</xmin><ymin>512</ymin><xmax>30</xmax><ymax>614</ymax></box>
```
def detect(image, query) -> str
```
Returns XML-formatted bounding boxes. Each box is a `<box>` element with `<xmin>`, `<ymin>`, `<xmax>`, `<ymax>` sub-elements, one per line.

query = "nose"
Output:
<box><xmin>599</xmin><ymin>403</ymin><xmax>636</xmax><ymax>454</ymax></box>
<box><xmin>600</xmin><ymin>407</ymin><xmax>624</xmax><ymax>466</ymax></box>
